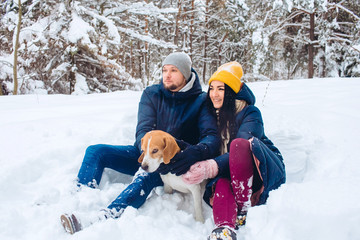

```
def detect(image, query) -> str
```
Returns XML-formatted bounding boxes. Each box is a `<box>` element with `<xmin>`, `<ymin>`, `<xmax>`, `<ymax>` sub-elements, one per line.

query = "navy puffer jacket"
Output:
<box><xmin>135</xmin><ymin>69</ymin><xmax>220</xmax><ymax>161</ymax></box>
<box><xmin>204</xmin><ymin>83</ymin><xmax>286</xmax><ymax>206</ymax></box>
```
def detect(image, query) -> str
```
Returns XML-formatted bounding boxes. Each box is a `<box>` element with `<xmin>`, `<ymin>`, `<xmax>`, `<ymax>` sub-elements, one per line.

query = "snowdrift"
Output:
<box><xmin>0</xmin><ymin>77</ymin><xmax>359</xmax><ymax>240</ymax></box>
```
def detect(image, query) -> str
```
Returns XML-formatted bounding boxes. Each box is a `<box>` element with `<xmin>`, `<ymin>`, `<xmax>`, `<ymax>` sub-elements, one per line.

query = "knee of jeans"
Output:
<box><xmin>86</xmin><ymin>144</ymin><xmax>107</xmax><ymax>153</ymax></box>
<box><xmin>84</xmin><ymin>144</ymin><xmax>107</xmax><ymax>161</ymax></box>
<box><xmin>230</xmin><ymin>138</ymin><xmax>250</xmax><ymax>152</ymax></box>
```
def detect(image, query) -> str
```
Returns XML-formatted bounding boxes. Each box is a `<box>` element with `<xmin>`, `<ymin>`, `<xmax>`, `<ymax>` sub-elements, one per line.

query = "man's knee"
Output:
<box><xmin>85</xmin><ymin>144</ymin><xmax>107</xmax><ymax>156</ymax></box>
<box><xmin>83</xmin><ymin>144</ymin><xmax>113</xmax><ymax>165</ymax></box>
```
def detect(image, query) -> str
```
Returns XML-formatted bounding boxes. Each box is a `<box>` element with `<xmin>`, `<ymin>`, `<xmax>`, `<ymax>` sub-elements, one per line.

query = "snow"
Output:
<box><xmin>252</xmin><ymin>31</ymin><xmax>262</xmax><ymax>45</ymax></box>
<box><xmin>75</xmin><ymin>4</ymin><xmax>121</xmax><ymax>45</ymax></box>
<box><xmin>354</xmin><ymin>45</ymin><xmax>360</xmax><ymax>52</ymax></box>
<box><xmin>68</xmin><ymin>12</ymin><xmax>95</xmax><ymax>44</ymax></box>
<box><xmin>1</xmin><ymin>77</ymin><xmax>360</xmax><ymax>240</ymax></box>
<box><xmin>73</xmin><ymin>73</ymin><xmax>90</xmax><ymax>95</ymax></box>
<box><xmin>117</xmin><ymin>26</ymin><xmax>177</xmax><ymax>49</ymax></box>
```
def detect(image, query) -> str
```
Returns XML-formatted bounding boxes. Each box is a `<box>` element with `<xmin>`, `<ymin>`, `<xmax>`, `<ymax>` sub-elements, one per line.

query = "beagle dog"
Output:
<box><xmin>138</xmin><ymin>130</ymin><xmax>205</xmax><ymax>223</ymax></box>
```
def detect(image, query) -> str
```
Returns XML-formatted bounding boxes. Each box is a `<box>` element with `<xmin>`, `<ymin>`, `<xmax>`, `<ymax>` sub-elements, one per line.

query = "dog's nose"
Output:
<box><xmin>141</xmin><ymin>164</ymin><xmax>148</xmax><ymax>171</ymax></box>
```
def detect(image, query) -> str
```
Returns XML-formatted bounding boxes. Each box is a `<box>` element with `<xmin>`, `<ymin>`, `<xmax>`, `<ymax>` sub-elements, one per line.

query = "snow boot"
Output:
<box><xmin>235</xmin><ymin>212</ymin><xmax>247</xmax><ymax>229</ymax></box>
<box><xmin>60</xmin><ymin>209</ymin><xmax>117</xmax><ymax>234</ymax></box>
<box><xmin>208</xmin><ymin>227</ymin><xmax>237</xmax><ymax>240</ymax></box>
<box><xmin>60</xmin><ymin>214</ymin><xmax>82</xmax><ymax>234</ymax></box>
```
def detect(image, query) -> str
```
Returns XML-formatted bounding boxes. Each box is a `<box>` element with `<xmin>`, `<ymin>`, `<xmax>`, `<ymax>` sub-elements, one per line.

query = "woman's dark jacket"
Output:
<box><xmin>135</xmin><ymin>69</ymin><xmax>220</xmax><ymax>162</ymax></box>
<box><xmin>204</xmin><ymin>83</ymin><xmax>286</xmax><ymax>206</ymax></box>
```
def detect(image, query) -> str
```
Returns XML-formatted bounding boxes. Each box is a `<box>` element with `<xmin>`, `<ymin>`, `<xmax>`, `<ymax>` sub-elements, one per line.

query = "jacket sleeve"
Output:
<box><xmin>214</xmin><ymin>105</ymin><xmax>264</xmax><ymax>176</ymax></box>
<box><xmin>135</xmin><ymin>89</ymin><xmax>157</xmax><ymax>151</ymax></box>
<box><xmin>195</xmin><ymin>102</ymin><xmax>221</xmax><ymax>160</ymax></box>
<box><xmin>236</xmin><ymin>105</ymin><xmax>264</xmax><ymax>140</ymax></box>
<box><xmin>214</xmin><ymin>153</ymin><xmax>231</xmax><ymax>178</ymax></box>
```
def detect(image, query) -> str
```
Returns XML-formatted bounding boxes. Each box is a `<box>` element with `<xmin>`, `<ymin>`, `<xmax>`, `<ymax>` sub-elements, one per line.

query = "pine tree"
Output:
<box><xmin>1</xmin><ymin>0</ymin><xmax>359</xmax><ymax>94</ymax></box>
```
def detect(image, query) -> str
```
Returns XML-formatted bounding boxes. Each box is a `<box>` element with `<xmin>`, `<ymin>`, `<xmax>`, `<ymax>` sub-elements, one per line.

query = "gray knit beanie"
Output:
<box><xmin>162</xmin><ymin>52</ymin><xmax>192</xmax><ymax>80</ymax></box>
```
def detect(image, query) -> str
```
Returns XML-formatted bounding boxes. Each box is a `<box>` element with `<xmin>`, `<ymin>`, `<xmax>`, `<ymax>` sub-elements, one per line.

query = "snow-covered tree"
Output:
<box><xmin>0</xmin><ymin>0</ymin><xmax>359</xmax><ymax>94</ymax></box>
<box><xmin>265</xmin><ymin>0</ymin><xmax>360</xmax><ymax>78</ymax></box>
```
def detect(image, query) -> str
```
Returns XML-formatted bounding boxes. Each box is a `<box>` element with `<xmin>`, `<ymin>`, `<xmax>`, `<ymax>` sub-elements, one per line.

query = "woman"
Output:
<box><xmin>182</xmin><ymin>62</ymin><xmax>286</xmax><ymax>240</ymax></box>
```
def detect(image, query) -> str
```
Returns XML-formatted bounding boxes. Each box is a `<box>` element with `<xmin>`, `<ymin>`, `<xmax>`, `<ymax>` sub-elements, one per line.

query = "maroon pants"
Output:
<box><xmin>212</xmin><ymin>138</ymin><xmax>254</xmax><ymax>229</ymax></box>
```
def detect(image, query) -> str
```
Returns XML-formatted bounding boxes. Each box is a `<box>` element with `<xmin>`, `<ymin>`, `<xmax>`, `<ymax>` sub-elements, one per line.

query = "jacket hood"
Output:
<box><xmin>236</xmin><ymin>83</ymin><xmax>256</xmax><ymax>105</ymax></box>
<box><xmin>160</xmin><ymin>68</ymin><xmax>202</xmax><ymax>99</ymax></box>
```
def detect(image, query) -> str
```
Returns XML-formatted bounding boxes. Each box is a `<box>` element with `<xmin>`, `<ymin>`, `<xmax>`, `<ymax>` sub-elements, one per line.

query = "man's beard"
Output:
<box><xmin>164</xmin><ymin>84</ymin><xmax>179</xmax><ymax>91</ymax></box>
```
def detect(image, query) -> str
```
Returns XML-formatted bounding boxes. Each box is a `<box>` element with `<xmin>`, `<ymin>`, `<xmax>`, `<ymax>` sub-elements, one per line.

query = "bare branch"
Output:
<box><xmin>328</xmin><ymin>2</ymin><xmax>360</xmax><ymax>21</ymax></box>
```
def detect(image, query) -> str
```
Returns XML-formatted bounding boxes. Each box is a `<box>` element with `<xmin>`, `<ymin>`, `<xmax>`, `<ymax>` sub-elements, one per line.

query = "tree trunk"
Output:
<box><xmin>202</xmin><ymin>0</ymin><xmax>210</xmax><ymax>84</ymax></box>
<box><xmin>69</xmin><ymin>52</ymin><xmax>75</xmax><ymax>94</ymax></box>
<box><xmin>144</xmin><ymin>2</ymin><xmax>149</xmax><ymax>86</ymax></box>
<box><xmin>145</xmin><ymin>47</ymin><xmax>150</xmax><ymax>86</ymax></box>
<box><xmin>218</xmin><ymin>32</ymin><xmax>228</xmax><ymax>67</ymax></box>
<box><xmin>138</xmin><ymin>41</ymin><xmax>142</xmax><ymax>80</ymax></box>
<box><xmin>174</xmin><ymin>0</ymin><xmax>182</xmax><ymax>46</ymax></box>
<box><xmin>189</xmin><ymin>0</ymin><xmax>195</xmax><ymax>59</ymax></box>
<box><xmin>13</xmin><ymin>0</ymin><xmax>22</xmax><ymax>95</ymax></box>
<box><xmin>130</xmin><ymin>41</ymin><xmax>134</xmax><ymax>76</ymax></box>
<box><xmin>308</xmin><ymin>12</ymin><xmax>315</xmax><ymax>79</ymax></box>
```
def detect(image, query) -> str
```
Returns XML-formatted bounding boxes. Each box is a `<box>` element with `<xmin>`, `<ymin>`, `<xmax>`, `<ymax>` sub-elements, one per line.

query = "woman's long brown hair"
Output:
<box><xmin>206</xmin><ymin>84</ymin><xmax>237</xmax><ymax>140</ymax></box>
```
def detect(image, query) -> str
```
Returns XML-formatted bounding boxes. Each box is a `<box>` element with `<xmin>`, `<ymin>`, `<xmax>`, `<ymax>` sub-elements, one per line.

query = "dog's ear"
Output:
<box><xmin>138</xmin><ymin>136</ymin><xmax>146</xmax><ymax>163</ymax></box>
<box><xmin>138</xmin><ymin>152</ymin><xmax>144</xmax><ymax>163</ymax></box>
<box><xmin>163</xmin><ymin>135</ymin><xmax>181</xmax><ymax>164</ymax></box>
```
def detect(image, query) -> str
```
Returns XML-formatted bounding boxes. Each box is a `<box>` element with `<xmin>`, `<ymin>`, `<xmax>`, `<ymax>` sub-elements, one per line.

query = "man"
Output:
<box><xmin>60</xmin><ymin>52</ymin><xmax>220</xmax><ymax>234</ymax></box>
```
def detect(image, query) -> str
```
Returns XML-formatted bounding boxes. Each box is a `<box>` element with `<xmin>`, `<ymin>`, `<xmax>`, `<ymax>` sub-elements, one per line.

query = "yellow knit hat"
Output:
<box><xmin>208</xmin><ymin>61</ymin><xmax>243</xmax><ymax>93</ymax></box>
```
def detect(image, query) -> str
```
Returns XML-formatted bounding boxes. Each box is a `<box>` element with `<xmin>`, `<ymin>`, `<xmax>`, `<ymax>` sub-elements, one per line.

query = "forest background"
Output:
<box><xmin>0</xmin><ymin>0</ymin><xmax>359</xmax><ymax>95</ymax></box>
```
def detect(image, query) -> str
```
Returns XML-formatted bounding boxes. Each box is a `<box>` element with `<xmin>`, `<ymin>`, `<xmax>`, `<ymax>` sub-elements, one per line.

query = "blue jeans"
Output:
<box><xmin>77</xmin><ymin>144</ymin><xmax>163</xmax><ymax>214</ymax></box>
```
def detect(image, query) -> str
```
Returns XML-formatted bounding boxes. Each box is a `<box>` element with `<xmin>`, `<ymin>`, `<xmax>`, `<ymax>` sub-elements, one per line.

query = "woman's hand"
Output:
<box><xmin>182</xmin><ymin>159</ymin><xmax>218</xmax><ymax>185</ymax></box>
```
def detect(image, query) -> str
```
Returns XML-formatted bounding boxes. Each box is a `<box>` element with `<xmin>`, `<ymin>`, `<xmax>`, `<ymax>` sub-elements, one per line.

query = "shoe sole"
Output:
<box><xmin>60</xmin><ymin>214</ymin><xmax>76</xmax><ymax>234</ymax></box>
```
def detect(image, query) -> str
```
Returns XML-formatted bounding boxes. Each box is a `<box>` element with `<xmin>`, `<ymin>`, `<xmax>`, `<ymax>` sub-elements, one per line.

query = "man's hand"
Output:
<box><xmin>175</xmin><ymin>139</ymin><xmax>190</xmax><ymax>150</ymax></box>
<box><xmin>156</xmin><ymin>144</ymin><xmax>203</xmax><ymax>176</ymax></box>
